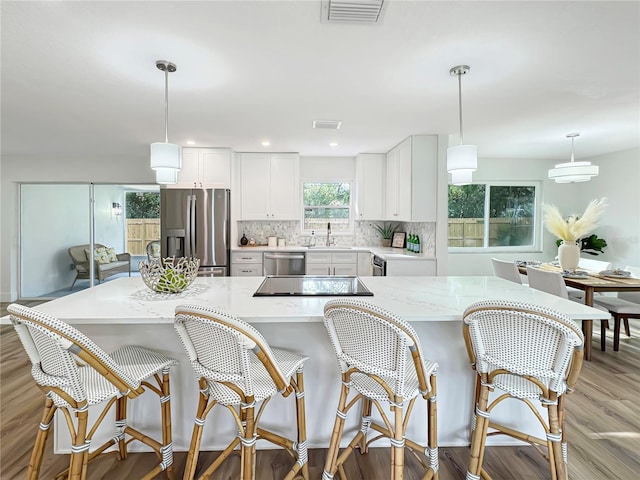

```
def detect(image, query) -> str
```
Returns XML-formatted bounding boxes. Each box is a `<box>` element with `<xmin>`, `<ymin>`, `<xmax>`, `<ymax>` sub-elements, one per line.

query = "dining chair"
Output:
<box><xmin>174</xmin><ymin>304</ymin><xmax>309</xmax><ymax>480</ymax></box>
<box><xmin>526</xmin><ymin>266</ymin><xmax>568</xmax><ymax>298</ymax></box>
<box><xmin>527</xmin><ymin>266</ymin><xmax>612</xmax><ymax>351</ymax></box>
<box><xmin>321</xmin><ymin>298</ymin><xmax>439</xmax><ymax>480</ymax></box>
<box><xmin>593</xmin><ymin>265</ymin><xmax>640</xmax><ymax>351</ymax></box>
<box><xmin>491</xmin><ymin>258</ymin><xmax>523</xmax><ymax>284</ymax></box>
<box><xmin>567</xmin><ymin>257</ymin><xmax>613</xmax><ymax>301</ymax></box>
<box><xmin>462</xmin><ymin>299</ymin><xmax>584</xmax><ymax>480</ymax></box>
<box><xmin>7</xmin><ymin>303</ymin><xmax>178</xmax><ymax>480</ymax></box>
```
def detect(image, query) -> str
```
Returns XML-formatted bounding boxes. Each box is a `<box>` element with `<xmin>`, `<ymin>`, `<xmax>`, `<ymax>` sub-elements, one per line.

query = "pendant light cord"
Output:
<box><xmin>164</xmin><ymin>69</ymin><xmax>169</xmax><ymax>143</ymax></box>
<box><xmin>458</xmin><ymin>72</ymin><xmax>464</xmax><ymax>145</ymax></box>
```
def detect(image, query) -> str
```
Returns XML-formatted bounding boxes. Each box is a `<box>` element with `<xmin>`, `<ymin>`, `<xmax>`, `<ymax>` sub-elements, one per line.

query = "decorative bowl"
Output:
<box><xmin>139</xmin><ymin>257</ymin><xmax>200</xmax><ymax>293</ymax></box>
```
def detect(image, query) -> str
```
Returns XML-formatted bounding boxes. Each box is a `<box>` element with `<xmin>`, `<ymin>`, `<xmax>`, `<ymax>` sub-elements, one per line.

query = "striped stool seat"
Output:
<box><xmin>174</xmin><ymin>304</ymin><xmax>309</xmax><ymax>480</ymax></box>
<box><xmin>462</xmin><ymin>300</ymin><xmax>584</xmax><ymax>480</ymax></box>
<box><xmin>7</xmin><ymin>303</ymin><xmax>178</xmax><ymax>480</ymax></box>
<box><xmin>321</xmin><ymin>299</ymin><xmax>439</xmax><ymax>480</ymax></box>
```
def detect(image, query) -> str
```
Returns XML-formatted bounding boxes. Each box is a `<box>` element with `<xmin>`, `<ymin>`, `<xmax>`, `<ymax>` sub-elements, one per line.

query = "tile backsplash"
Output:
<box><xmin>237</xmin><ymin>221</ymin><xmax>435</xmax><ymax>256</ymax></box>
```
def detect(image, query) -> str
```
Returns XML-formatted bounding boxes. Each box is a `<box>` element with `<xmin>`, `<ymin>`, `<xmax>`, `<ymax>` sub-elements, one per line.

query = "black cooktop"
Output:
<box><xmin>253</xmin><ymin>275</ymin><xmax>373</xmax><ymax>297</ymax></box>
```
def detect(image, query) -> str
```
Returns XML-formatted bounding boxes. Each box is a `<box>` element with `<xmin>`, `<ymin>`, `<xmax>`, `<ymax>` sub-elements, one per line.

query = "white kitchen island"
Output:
<box><xmin>6</xmin><ymin>276</ymin><xmax>608</xmax><ymax>453</ymax></box>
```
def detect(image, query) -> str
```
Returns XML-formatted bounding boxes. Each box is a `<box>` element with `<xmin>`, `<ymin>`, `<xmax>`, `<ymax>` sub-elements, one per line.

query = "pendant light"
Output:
<box><xmin>447</xmin><ymin>65</ymin><xmax>477</xmax><ymax>185</ymax></box>
<box><xmin>548</xmin><ymin>133</ymin><xmax>599</xmax><ymax>183</ymax></box>
<box><xmin>450</xmin><ymin>169</ymin><xmax>473</xmax><ymax>186</ymax></box>
<box><xmin>150</xmin><ymin>60</ymin><xmax>182</xmax><ymax>184</ymax></box>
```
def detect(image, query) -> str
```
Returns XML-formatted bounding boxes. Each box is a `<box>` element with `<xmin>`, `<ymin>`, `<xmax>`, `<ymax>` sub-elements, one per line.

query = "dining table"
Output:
<box><xmin>519</xmin><ymin>263</ymin><xmax>640</xmax><ymax>360</ymax></box>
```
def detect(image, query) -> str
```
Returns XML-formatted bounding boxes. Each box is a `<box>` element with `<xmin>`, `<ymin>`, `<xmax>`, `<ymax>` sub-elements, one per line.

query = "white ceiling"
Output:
<box><xmin>2</xmin><ymin>1</ymin><xmax>639</xmax><ymax>163</ymax></box>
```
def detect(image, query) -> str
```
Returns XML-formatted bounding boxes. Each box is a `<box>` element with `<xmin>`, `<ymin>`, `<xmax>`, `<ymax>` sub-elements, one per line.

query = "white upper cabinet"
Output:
<box><xmin>355</xmin><ymin>153</ymin><xmax>384</xmax><ymax>220</ymax></box>
<box><xmin>168</xmin><ymin>147</ymin><xmax>231</xmax><ymax>189</ymax></box>
<box><xmin>384</xmin><ymin>135</ymin><xmax>438</xmax><ymax>222</ymax></box>
<box><xmin>239</xmin><ymin>152</ymin><xmax>300</xmax><ymax>220</ymax></box>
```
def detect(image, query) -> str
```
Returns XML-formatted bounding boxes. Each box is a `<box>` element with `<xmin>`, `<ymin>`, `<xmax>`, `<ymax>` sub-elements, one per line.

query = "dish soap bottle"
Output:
<box><xmin>309</xmin><ymin>230</ymin><xmax>316</xmax><ymax>247</ymax></box>
<box><xmin>240</xmin><ymin>233</ymin><xmax>248</xmax><ymax>246</ymax></box>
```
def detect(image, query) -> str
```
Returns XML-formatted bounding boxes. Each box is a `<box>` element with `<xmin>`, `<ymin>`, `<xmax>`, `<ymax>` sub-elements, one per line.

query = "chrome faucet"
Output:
<box><xmin>326</xmin><ymin>222</ymin><xmax>331</xmax><ymax>246</ymax></box>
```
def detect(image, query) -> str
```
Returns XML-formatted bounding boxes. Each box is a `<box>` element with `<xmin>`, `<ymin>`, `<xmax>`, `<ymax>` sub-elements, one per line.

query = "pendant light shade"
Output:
<box><xmin>548</xmin><ymin>133</ymin><xmax>599</xmax><ymax>183</ymax></box>
<box><xmin>447</xmin><ymin>65</ymin><xmax>477</xmax><ymax>185</ymax></box>
<box><xmin>150</xmin><ymin>142</ymin><xmax>182</xmax><ymax>170</ymax></box>
<box><xmin>150</xmin><ymin>60</ymin><xmax>181</xmax><ymax>183</ymax></box>
<box><xmin>447</xmin><ymin>144</ymin><xmax>477</xmax><ymax>172</ymax></box>
<box><xmin>450</xmin><ymin>169</ymin><xmax>473</xmax><ymax>186</ymax></box>
<box><xmin>155</xmin><ymin>167</ymin><xmax>179</xmax><ymax>185</ymax></box>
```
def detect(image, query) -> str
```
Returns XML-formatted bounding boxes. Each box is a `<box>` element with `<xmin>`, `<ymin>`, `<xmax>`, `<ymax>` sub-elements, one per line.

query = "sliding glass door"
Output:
<box><xmin>19</xmin><ymin>183</ymin><xmax>159</xmax><ymax>299</ymax></box>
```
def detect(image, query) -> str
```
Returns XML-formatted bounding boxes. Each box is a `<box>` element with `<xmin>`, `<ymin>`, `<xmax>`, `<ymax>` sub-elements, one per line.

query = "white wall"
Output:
<box><xmin>1</xmin><ymin>153</ymin><xmax>154</xmax><ymax>301</ymax></box>
<box><xmin>447</xmin><ymin>148</ymin><xmax>640</xmax><ymax>276</ymax></box>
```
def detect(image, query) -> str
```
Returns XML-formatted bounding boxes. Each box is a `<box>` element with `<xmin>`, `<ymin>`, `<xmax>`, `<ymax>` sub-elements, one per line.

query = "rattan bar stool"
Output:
<box><xmin>7</xmin><ymin>303</ymin><xmax>178</xmax><ymax>480</ymax></box>
<box><xmin>174</xmin><ymin>304</ymin><xmax>309</xmax><ymax>480</ymax></box>
<box><xmin>462</xmin><ymin>300</ymin><xmax>585</xmax><ymax>480</ymax></box>
<box><xmin>322</xmin><ymin>299</ymin><xmax>439</xmax><ymax>480</ymax></box>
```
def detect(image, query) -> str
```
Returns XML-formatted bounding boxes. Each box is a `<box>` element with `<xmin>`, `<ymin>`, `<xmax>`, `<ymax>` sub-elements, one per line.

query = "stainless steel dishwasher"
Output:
<box><xmin>263</xmin><ymin>252</ymin><xmax>306</xmax><ymax>276</ymax></box>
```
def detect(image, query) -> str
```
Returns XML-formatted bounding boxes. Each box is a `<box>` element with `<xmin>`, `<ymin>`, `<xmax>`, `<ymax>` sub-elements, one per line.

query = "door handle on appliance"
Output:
<box><xmin>190</xmin><ymin>195</ymin><xmax>196</xmax><ymax>257</ymax></box>
<box><xmin>185</xmin><ymin>195</ymin><xmax>192</xmax><ymax>257</ymax></box>
<box><xmin>264</xmin><ymin>254</ymin><xmax>305</xmax><ymax>260</ymax></box>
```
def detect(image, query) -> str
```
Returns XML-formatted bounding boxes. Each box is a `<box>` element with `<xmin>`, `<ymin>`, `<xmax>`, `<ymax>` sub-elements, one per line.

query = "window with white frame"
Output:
<box><xmin>302</xmin><ymin>182</ymin><xmax>352</xmax><ymax>233</ymax></box>
<box><xmin>448</xmin><ymin>182</ymin><xmax>539</xmax><ymax>250</ymax></box>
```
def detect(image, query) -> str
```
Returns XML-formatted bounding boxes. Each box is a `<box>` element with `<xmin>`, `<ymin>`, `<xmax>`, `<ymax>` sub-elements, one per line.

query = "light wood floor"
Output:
<box><xmin>2</xmin><ymin>301</ymin><xmax>639</xmax><ymax>479</ymax></box>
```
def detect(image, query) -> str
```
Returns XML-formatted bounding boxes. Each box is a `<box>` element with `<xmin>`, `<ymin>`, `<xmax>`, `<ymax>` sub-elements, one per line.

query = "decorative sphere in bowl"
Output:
<box><xmin>139</xmin><ymin>257</ymin><xmax>200</xmax><ymax>293</ymax></box>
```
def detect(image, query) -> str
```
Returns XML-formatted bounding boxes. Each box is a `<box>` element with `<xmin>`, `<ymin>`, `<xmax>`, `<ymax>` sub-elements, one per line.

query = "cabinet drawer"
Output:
<box><xmin>331</xmin><ymin>252</ymin><xmax>358</xmax><ymax>264</ymax></box>
<box><xmin>307</xmin><ymin>264</ymin><xmax>331</xmax><ymax>275</ymax></box>
<box><xmin>231</xmin><ymin>264</ymin><xmax>263</xmax><ymax>276</ymax></box>
<box><xmin>306</xmin><ymin>252</ymin><xmax>332</xmax><ymax>263</ymax></box>
<box><xmin>333</xmin><ymin>264</ymin><xmax>358</xmax><ymax>276</ymax></box>
<box><xmin>231</xmin><ymin>252</ymin><xmax>262</xmax><ymax>264</ymax></box>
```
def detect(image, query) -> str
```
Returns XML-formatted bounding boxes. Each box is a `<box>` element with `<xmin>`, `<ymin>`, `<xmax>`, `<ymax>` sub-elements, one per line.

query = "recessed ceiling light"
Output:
<box><xmin>261</xmin><ymin>140</ymin><xmax>271</xmax><ymax>146</ymax></box>
<box><xmin>329</xmin><ymin>142</ymin><xmax>338</xmax><ymax>147</ymax></box>
<box><xmin>186</xmin><ymin>140</ymin><xmax>196</xmax><ymax>145</ymax></box>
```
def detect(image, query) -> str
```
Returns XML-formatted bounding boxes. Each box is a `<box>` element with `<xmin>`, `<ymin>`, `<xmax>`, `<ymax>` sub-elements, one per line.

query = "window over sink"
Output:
<box><xmin>302</xmin><ymin>182</ymin><xmax>352</xmax><ymax>234</ymax></box>
<box><xmin>448</xmin><ymin>182</ymin><xmax>540</xmax><ymax>251</ymax></box>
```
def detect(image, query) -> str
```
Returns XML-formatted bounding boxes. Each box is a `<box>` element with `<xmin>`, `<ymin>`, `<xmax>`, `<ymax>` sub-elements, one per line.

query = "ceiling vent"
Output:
<box><xmin>321</xmin><ymin>0</ymin><xmax>386</xmax><ymax>24</ymax></box>
<box><xmin>312</xmin><ymin>120</ymin><xmax>342</xmax><ymax>130</ymax></box>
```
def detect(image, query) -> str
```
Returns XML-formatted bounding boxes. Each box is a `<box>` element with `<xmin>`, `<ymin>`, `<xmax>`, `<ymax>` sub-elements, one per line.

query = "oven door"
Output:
<box><xmin>372</xmin><ymin>256</ymin><xmax>386</xmax><ymax>276</ymax></box>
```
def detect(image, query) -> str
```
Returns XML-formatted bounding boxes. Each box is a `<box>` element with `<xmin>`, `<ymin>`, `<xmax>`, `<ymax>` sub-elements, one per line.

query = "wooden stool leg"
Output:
<box><xmin>391</xmin><ymin>397</ymin><xmax>404</xmax><ymax>480</ymax></box>
<box><xmin>160</xmin><ymin>369</ymin><xmax>175</xmax><ymax>480</ymax></box>
<box><xmin>183</xmin><ymin>381</ymin><xmax>211</xmax><ymax>480</ymax></box>
<box><xmin>323</xmin><ymin>376</ymin><xmax>351</xmax><ymax>479</ymax></box>
<box><xmin>28</xmin><ymin>397</ymin><xmax>57</xmax><ymax>480</ymax></box>
<box><xmin>240</xmin><ymin>398</ymin><xmax>256</xmax><ymax>480</ymax></box>
<box><xmin>115</xmin><ymin>396</ymin><xmax>128</xmax><ymax>460</ymax></box>
<box><xmin>427</xmin><ymin>374</ymin><xmax>439</xmax><ymax>480</ymax></box>
<box><xmin>359</xmin><ymin>398</ymin><xmax>372</xmax><ymax>454</ymax></box>
<box><xmin>467</xmin><ymin>377</ymin><xmax>490</xmax><ymax>479</ymax></box>
<box><xmin>294</xmin><ymin>368</ymin><xmax>310</xmax><ymax>480</ymax></box>
<box><xmin>548</xmin><ymin>401</ymin><xmax>567</xmax><ymax>480</ymax></box>
<box><xmin>69</xmin><ymin>408</ymin><xmax>89</xmax><ymax>480</ymax></box>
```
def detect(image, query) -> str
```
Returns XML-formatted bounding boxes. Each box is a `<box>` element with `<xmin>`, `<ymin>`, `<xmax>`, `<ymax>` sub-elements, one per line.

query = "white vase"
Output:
<box><xmin>558</xmin><ymin>240</ymin><xmax>580</xmax><ymax>271</ymax></box>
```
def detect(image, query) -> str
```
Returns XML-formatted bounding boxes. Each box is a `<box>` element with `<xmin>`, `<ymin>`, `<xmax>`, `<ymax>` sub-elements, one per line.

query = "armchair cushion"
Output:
<box><xmin>69</xmin><ymin>243</ymin><xmax>131</xmax><ymax>286</ymax></box>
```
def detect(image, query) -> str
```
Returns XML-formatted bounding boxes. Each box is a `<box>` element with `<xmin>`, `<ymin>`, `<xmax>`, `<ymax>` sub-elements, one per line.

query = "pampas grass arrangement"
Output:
<box><xmin>542</xmin><ymin>198</ymin><xmax>608</xmax><ymax>242</ymax></box>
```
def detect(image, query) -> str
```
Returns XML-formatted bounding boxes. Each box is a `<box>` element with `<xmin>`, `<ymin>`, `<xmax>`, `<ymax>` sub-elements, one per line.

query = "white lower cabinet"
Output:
<box><xmin>306</xmin><ymin>251</ymin><xmax>358</xmax><ymax>276</ymax></box>
<box><xmin>357</xmin><ymin>252</ymin><xmax>373</xmax><ymax>276</ymax></box>
<box><xmin>385</xmin><ymin>259</ymin><xmax>436</xmax><ymax>276</ymax></box>
<box><xmin>231</xmin><ymin>251</ymin><xmax>263</xmax><ymax>276</ymax></box>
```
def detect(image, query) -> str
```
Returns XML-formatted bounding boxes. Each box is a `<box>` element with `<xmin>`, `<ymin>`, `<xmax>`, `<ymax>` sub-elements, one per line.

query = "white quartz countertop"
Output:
<box><xmin>6</xmin><ymin>276</ymin><xmax>608</xmax><ymax>325</ymax></box>
<box><xmin>232</xmin><ymin>245</ymin><xmax>434</xmax><ymax>261</ymax></box>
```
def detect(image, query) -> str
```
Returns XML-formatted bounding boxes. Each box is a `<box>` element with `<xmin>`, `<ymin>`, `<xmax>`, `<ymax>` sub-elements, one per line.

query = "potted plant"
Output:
<box><xmin>373</xmin><ymin>222</ymin><xmax>398</xmax><ymax>247</ymax></box>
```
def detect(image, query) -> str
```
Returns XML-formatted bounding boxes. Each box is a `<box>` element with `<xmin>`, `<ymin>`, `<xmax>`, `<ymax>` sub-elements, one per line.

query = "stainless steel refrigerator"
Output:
<box><xmin>160</xmin><ymin>188</ymin><xmax>230</xmax><ymax>276</ymax></box>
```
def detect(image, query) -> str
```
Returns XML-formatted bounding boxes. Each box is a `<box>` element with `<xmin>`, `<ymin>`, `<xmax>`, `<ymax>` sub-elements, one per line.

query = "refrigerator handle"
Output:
<box><xmin>189</xmin><ymin>195</ymin><xmax>197</xmax><ymax>258</ymax></box>
<box><xmin>185</xmin><ymin>195</ymin><xmax>192</xmax><ymax>258</ymax></box>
